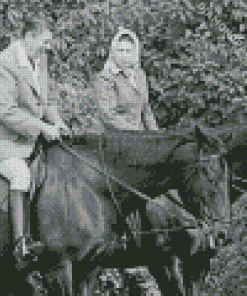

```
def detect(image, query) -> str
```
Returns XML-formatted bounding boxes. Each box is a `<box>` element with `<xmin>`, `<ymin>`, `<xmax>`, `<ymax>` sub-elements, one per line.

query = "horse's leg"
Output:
<box><xmin>172</xmin><ymin>256</ymin><xmax>186</xmax><ymax>295</ymax></box>
<box><xmin>60</xmin><ymin>256</ymin><xmax>73</xmax><ymax>296</ymax></box>
<box><xmin>145</xmin><ymin>248</ymin><xmax>179</xmax><ymax>295</ymax></box>
<box><xmin>77</xmin><ymin>265</ymin><xmax>103</xmax><ymax>295</ymax></box>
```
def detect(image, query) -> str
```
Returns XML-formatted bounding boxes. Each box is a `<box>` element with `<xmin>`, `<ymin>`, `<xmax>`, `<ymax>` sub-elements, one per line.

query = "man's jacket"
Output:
<box><xmin>0</xmin><ymin>39</ymin><xmax>62</xmax><ymax>160</ymax></box>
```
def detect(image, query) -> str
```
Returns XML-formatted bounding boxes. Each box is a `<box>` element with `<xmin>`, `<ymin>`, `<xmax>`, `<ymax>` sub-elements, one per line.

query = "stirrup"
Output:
<box><xmin>13</xmin><ymin>236</ymin><xmax>44</xmax><ymax>270</ymax></box>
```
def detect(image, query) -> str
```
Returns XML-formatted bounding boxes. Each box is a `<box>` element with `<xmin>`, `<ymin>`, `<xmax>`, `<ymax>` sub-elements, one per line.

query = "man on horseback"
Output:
<box><xmin>0</xmin><ymin>16</ymin><xmax>67</xmax><ymax>270</ymax></box>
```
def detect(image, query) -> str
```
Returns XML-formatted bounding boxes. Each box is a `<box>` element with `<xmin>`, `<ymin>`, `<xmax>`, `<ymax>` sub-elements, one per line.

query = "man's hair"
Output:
<box><xmin>118</xmin><ymin>34</ymin><xmax>135</xmax><ymax>44</ymax></box>
<box><xmin>21</xmin><ymin>17</ymin><xmax>50</xmax><ymax>38</ymax></box>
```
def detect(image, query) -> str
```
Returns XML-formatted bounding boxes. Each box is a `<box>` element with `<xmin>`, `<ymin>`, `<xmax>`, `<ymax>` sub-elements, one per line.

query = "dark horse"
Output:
<box><xmin>1</xmin><ymin>126</ymin><xmax>222</xmax><ymax>294</ymax></box>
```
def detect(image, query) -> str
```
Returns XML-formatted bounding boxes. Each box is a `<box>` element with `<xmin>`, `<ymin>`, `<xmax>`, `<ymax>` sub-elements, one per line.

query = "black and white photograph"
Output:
<box><xmin>0</xmin><ymin>0</ymin><xmax>246</xmax><ymax>294</ymax></box>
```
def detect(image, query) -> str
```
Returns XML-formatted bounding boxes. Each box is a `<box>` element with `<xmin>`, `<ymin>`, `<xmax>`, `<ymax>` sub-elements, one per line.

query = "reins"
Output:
<box><xmin>57</xmin><ymin>135</ymin><xmax>202</xmax><ymax>226</ymax></box>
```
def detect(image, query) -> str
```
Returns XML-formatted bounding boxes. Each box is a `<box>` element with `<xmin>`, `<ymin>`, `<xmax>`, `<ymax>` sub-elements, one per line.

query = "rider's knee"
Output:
<box><xmin>0</xmin><ymin>158</ymin><xmax>31</xmax><ymax>192</ymax></box>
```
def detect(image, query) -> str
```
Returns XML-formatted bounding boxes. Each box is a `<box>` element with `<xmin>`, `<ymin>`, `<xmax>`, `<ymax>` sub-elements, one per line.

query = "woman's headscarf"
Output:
<box><xmin>105</xmin><ymin>27</ymin><xmax>141</xmax><ymax>71</ymax></box>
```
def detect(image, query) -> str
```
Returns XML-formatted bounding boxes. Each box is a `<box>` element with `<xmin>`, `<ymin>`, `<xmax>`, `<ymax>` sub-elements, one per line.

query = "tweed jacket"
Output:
<box><xmin>0</xmin><ymin>39</ymin><xmax>62</xmax><ymax>160</ymax></box>
<box><xmin>92</xmin><ymin>61</ymin><xmax>159</xmax><ymax>131</ymax></box>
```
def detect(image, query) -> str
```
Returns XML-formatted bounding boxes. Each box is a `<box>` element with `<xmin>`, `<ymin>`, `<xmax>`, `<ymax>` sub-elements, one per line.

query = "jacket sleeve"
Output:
<box><xmin>94</xmin><ymin>75</ymin><xmax>142</xmax><ymax>130</ymax></box>
<box><xmin>36</xmin><ymin>54</ymin><xmax>64</xmax><ymax>127</ymax></box>
<box><xmin>41</xmin><ymin>74</ymin><xmax>65</xmax><ymax>126</ymax></box>
<box><xmin>0</xmin><ymin>66</ymin><xmax>48</xmax><ymax>138</ymax></box>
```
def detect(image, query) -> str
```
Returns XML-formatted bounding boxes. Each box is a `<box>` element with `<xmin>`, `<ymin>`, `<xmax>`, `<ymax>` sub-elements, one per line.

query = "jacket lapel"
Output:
<box><xmin>17</xmin><ymin>63</ymin><xmax>45</xmax><ymax>119</ymax></box>
<box><xmin>34</xmin><ymin>54</ymin><xmax>48</xmax><ymax>106</ymax></box>
<box><xmin>17</xmin><ymin>67</ymin><xmax>44</xmax><ymax>119</ymax></box>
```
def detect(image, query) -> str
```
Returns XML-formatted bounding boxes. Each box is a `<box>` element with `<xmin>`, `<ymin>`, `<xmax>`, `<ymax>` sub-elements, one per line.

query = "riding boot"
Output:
<box><xmin>60</xmin><ymin>259</ymin><xmax>73</xmax><ymax>296</ymax></box>
<box><xmin>9</xmin><ymin>189</ymin><xmax>44</xmax><ymax>270</ymax></box>
<box><xmin>23</xmin><ymin>191</ymin><xmax>31</xmax><ymax>239</ymax></box>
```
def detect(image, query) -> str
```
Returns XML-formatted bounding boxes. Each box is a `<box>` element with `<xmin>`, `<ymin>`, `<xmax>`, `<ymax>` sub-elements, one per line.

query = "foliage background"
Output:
<box><xmin>0</xmin><ymin>0</ymin><xmax>247</xmax><ymax>293</ymax></box>
<box><xmin>1</xmin><ymin>0</ymin><xmax>247</xmax><ymax>131</ymax></box>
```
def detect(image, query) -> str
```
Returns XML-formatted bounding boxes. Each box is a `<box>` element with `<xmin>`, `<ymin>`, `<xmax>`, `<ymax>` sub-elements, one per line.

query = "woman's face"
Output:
<box><xmin>112</xmin><ymin>40</ymin><xmax>138</xmax><ymax>70</ymax></box>
<box><xmin>25</xmin><ymin>28</ymin><xmax>53</xmax><ymax>58</ymax></box>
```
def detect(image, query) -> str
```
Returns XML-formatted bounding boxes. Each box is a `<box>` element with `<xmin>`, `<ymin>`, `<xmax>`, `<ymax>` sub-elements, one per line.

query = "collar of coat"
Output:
<box><xmin>103</xmin><ymin>59</ymin><xmax>121</xmax><ymax>76</ymax></box>
<box><xmin>100</xmin><ymin>59</ymin><xmax>145</xmax><ymax>95</ymax></box>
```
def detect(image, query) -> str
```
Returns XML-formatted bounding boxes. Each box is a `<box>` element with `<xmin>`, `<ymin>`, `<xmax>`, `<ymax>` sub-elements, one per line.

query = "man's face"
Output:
<box><xmin>112</xmin><ymin>40</ymin><xmax>138</xmax><ymax>70</ymax></box>
<box><xmin>25</xmin><ymin>28</ymin><xmax>53</xmax><ymax>58</ymax></box>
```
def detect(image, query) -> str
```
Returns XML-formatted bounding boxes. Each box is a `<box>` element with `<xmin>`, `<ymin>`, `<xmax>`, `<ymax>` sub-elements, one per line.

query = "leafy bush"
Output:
<box><xmin>1</xmin><ymin>0</ymin><xmax>247</xmax><ymax>131</ymax></box>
